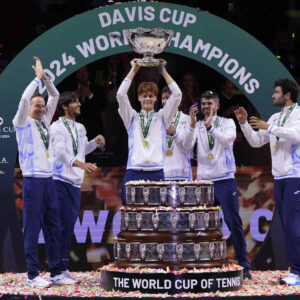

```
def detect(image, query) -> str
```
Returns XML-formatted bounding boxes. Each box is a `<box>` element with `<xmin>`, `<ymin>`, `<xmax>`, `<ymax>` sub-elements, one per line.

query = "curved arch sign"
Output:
<box><xmin>0</xmin><ymin>2</ymin><xmax>293</xmax><ymax>271</ymax></box>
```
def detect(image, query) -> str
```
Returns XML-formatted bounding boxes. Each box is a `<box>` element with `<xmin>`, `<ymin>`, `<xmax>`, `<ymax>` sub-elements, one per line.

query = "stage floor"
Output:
<box><xmin>0</xmin><ymin>270</ymin><xmax>300</xmax><ymax>298</ymax></box>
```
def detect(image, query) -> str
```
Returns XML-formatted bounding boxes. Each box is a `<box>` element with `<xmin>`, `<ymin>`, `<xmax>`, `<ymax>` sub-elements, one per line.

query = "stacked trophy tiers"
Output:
<box><xmin>114</xmin><ymin>180</ymin><xmax>227</xmax><ymax>269</ymax></box>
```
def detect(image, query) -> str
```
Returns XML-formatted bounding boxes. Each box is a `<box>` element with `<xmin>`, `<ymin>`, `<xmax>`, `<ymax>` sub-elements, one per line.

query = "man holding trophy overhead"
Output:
<box><xmin>117</xmin><ymin>28</ymin><xmax>181</xmax><ymax>204</ymax></box>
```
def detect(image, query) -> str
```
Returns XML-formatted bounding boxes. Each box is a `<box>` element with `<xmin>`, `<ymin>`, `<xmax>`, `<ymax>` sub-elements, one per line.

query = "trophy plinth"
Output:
<box><xmin>124</xmin><ymin>28</ymin><xmax>173</xmax><ymax>67</ymax></box>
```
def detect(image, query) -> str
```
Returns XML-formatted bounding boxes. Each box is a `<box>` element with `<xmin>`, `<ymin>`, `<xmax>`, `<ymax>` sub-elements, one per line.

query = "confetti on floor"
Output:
<box><xmin>0</xmin><ymin>270</ymin><xmax>299</xmax><ymax>298</ymax></box>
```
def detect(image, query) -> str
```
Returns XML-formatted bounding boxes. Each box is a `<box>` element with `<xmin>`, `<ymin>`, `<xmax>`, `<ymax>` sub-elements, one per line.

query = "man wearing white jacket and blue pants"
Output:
<box><xmin>185</xmin><ymin>90</ymin><xmax>251</xmax><ymax>280</ymax></box>
<box><xmin>13</xmin><ymin>57</ymin><xmax>63</xmax><ymax>287</ymax></box>
<box><xmin>51</xmin><ymin>91</ymin><xmax>105</xmax><ymax>282</ymax></box>
<box><xmin>235</xmin><ymin>78</ymin><xmax>300</xmax><ymax>286</ymax></box>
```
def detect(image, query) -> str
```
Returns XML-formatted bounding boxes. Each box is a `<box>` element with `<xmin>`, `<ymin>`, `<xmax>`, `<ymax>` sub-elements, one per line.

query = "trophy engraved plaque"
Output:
<box><xmin>125</xmin><ymin>243</ymin><xmax>131</xmax><ymax>260</ymax></box>
<box><xmin>157</xmin><ymin>244</ymin><xmax>164</xmax><ymax>261</ymax></box>
<box><xmin>194</xmin><ymin>243</ymin><xmax>200</xmax><ymax>260</ymax></box>
<box><xmin>148</xmin><ymin>187</ymin><xmax>161</xmax><ymax>205</ymax></box>
<box><xmin>200</xmin><ymin>242</ymin><xmax>210</xmax><ymax>260</ymax></box>
<box><xmin>185</xmin><ymin>186</ymin><xmax>197</xmax><ymax>205</ymax></box>
<box><xmin>158</xmin><ymin>212</ymin><xmax>171</xmax><ymax>231</ymax></box>
<box><xmin>124</xmin><ymin>28</ymin><xmax>173</xmax><ymax>67</ymax></box>
<box><xmin>140</xmin><ymin>244</ymin><xmax>146</xmax><ymax>260</ymax></box>
<box><xmin>117</xmin><ymin>242</ymin><xmax>121</xmax><ymax>259</ymax></box>
<box><xmin>131</xmin><ymin>187</ymin><xmax>136</xmax><ymax>204</ymax></box>
<box><xmin>176</xmin><ymin>244</ymin><xmax>183</xmax><ymax>261</ymax></box>
<box><xmin>163</xmin><ymin>243</ymin><xmax>177</xmax><ymax>262</ymax></box>
<box><xmin>126</xmin><ymin>186</ymin><xmax>131</xmax><ymax>204</ymax></box>
<box><xmin>141</xmin><ymin>212</ymin><xmax>154</xmax><ymax>231</ymax></box>
<box><xmin>177</xmin><ymin>212</ymin><xmax>190</xmax><ymax>231</ymax></box>
<box><xmin>152</xmin><ymin>212</ymin><xmax>159</xmax><ymax>230</ymax></box>
<box><xmin>214</xmin><ymin>242</ymin><xmax>221</xmax><ymax>260</ymax></box>
<box><xmin>120</xmin><ymin>212</ymin><xmax>126</xmax><ymax>230</ymax></box>
<box><xmin>128</xmin><ymin>212</ymin><xmax>137</xmax><ymax>231</ymax></box>
<box><xmin>189</xmin><ymin>212</ymin><xmax>196</xmax><ymax>230</ymax></box>
<box><xmin>143</xmin><ymin>187</ymin><xmax>150</xmax><ymax>204</ymax></box>
<box><xmin>179</xmin><ymin>187</ymin><xmax>185</xmax><ymax>204</ymax></box>
<box><xmin>170</xmin><ymin>211</ymin><xmax>178</xmax><ymax>230</ymax></box>
<box><xmin>124</xmin><ymin>212</ymin><xmax>129</xmax><ymax>230</ymax></box>
<box><xmin>136</xmin><ymin>212</ymin><xmax>142</xmax><ymax>229</ymax></box>
<box><xmin>145</xmin><ymin>243</ymin><xmax>158</xmax><ymax>262</ymax></box>
<box><xmin>209</xmin><ymin>243</ymin><xmax>215</xmax><ymax>259</ymax></box>
<box><xmin>204</xmin><ymin>212</ymin><xmax>210</xmax><ymax>229</ymax></box>
<box><xmin>215</xmin><ymin>211</ymin><xmax>219</xmax><ymax>228</ymax></box>
<box><xmin>195</xmin><ymin>187</ymin><xmax>201</xmax><ymax>204</ymax></box>
<box><xmin>135</xmin><ymin>187</ymin><xmax>144</xmax><ymax>205</ymax></box>
<box><xmin>131</xmin><ymin>242</ymin><xmax>142</xmax><ymax>261</ymax></box>
<box><xmin>160</xmin><ymin>187</ymin><xmax>167</xmax><ymax>204</ymax></box>
<box><xmin>119</xmin><ymin>243</ymin><xmax>127</xmax><ymax>260</ymax></box>
<box><xmin>195</xmin><ymin>211</ymin><xmax>205</xmax><ymax>230</ymax></box>
<box><xmin>114</xmin><ymin>242</ymin><xmax>118</xmax><ymax>259</ymax></box>
<box><xmin>182</xmin><ymin>243</ymin><xmax>195</xmax><ymax>261</ymax></box>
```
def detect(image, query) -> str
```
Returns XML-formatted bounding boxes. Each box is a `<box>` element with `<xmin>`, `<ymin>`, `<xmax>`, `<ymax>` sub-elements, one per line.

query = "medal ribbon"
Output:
<box><xmin>167</xmin><ymin>112</ymin><xmax>181</xmax><ymax>148</ymax></box>
<box><xmin>207</xmin><ymin>116</ymin><xmax>220</xmax><ymax>150</ymax></box>
<box><xmin>35</xmin><ymin>121</ymin><xmax>50</xmax><ymax>150</ymax></box>
<box><xmin>139</xmin><ymin>111</ymin><xmax>154</xmax><ymax>139</ymax></box>
<box><xmin>276</xmin><ymin>103</ymin><xmax>296</xmax><ymax>142</ymax></box>
<box><xmin>61</xmin><ymin>117</ymin><xmax>79</xmax><ymax>155</ymax></box>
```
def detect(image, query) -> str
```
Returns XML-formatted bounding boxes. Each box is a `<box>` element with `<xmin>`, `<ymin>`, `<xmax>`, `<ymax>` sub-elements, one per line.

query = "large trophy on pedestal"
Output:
<box><xmin>124</xmin><ymin>28</ymin><xmax>173</xmax><ymax>67</ymax></box>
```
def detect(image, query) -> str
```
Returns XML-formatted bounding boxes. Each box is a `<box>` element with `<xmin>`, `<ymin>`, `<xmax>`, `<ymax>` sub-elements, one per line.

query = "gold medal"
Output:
<box><xmin>46</xmin><ymin>151</ymin><xmax>49</xmax><ymax>159</ymax></box>
<box><xmin>166</xmin><ymin>149</ymin><xmax>173</xmax><ymax>156</ymax></box>
<box><xmin>274</xmin><ymin>143</ymin><xmax>278</xmax><ymax>151</ymax></box>
<box><xmin>142</xmin><ymin>140</ymin><xmax>148</xmax><ymax>147</ymax></box>
<box><xmin>207</xmin><ymin>153</ymin><xmax>213</xmax><ymax>160</ymax></box>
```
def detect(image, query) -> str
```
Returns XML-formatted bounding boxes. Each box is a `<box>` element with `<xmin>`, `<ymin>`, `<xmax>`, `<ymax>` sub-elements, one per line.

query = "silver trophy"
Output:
<box><xmin>124</xmin><ymin>28</ymin><xmax>173</xmax><ymax>67</ymax></box>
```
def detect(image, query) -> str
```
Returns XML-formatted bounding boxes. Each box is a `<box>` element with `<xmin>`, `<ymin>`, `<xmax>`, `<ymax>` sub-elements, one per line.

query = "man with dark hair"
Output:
<box><xmin>161</xmin><ymin>85</ymin><xmax>193</xmax><ymax>180</ymax></box>
<box><xmin>12</xmin><ymin>57</ymin><xmax>64</xmax><ymax>287</ymax></box>
<box><xmin>235</xmin><ymin>78</ymin><xmax>300</xmax><ymax>285</ymax></box>
<box><xmin>51</xmin><ymin>91</ymin><xmax>105</xmax><ymax>282</ymax></box>
<box><xmin>117</xmin><ymin>59</ymin><xmax>181</xmax><ymax>204</ymax></box>
<box><xmin>184</xmin><ymin>90</ymin><xmax>252</xmax><ymax>279</ymax></box>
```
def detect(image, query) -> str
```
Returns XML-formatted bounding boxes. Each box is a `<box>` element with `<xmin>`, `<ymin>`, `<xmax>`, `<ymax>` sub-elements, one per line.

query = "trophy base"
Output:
<box><xmin>137</xmin><ymin>58</ymin><xmax>160</xmax><ymax>67</ymax></box>
<box><xmin>100</xmin><ymin>263</ymin><xmax>243</xmax><ymax>294</ymax></box>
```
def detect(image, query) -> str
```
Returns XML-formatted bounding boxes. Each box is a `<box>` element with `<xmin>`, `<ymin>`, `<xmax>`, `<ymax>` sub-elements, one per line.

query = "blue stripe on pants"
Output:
<box><xmin>53</xmin><ymin>180</ymin><xmax>81</xmax><ymax>272</ymax></box>
<box><xmin>121</xmin><ymin>169</ymin><xmax>164</xmax><ymax>205</ymax></box>
<box><xmin>213</xmin><ymin>179</ymin><xmax>250</xmax><ymax>269</ymax></box>
<box><xmin>274</xmin><ymin>178</ymin><xmax>300</xmax><ymax>275</ymax></box>
<box><xmin>22</xmin><ymin>177</ymin><xmax>61</xmax><ymax>279</ymax></box>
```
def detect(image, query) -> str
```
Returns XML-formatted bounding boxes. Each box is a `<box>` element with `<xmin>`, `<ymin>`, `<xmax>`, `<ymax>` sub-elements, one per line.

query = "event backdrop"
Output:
<box><xmin>0</xmin><ymin>2</ymin><xmax>293</xmax><ymax>272</ymax></box>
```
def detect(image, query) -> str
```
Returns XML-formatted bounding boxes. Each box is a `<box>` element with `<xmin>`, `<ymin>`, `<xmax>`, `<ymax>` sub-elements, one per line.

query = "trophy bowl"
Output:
<box><xmin>124</xmin><ymin>28</ymin><xmax>173</xmax><ymax>67</ymax></box>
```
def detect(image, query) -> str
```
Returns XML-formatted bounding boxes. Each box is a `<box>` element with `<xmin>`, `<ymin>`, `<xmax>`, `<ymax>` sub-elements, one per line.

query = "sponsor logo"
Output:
<box><xmin>0</xmin><ymin>116</ymin><xmax>14</xmax><ymax>138</ymax></box>
<box><xmin>0</xmin><ymin>157</ymin><xmax>8</xmax><ymax>164</ymax></box>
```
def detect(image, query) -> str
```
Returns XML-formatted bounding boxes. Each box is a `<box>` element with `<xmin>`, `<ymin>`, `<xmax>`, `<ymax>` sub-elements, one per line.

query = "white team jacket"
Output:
<box><xmin>183</xmin><ymin>116</ymin><xmax>236</xmax><ymax>181</ymax></box>
<box><xmin>240</xmin><ymin>104</ymin><xmax>300</xmax><ymax>179</ymax></box>
<box><xmin>51</xmin><ymin>118</ymin><xmax>98</xmax><ymax>187</ymax></box>
<box><xmin>164</xmin><ymin>112</ymin><xmax>193</xmax><ymax>180</ymax></box>
<box><xmin>117</xmin><ymin>79</ymin><xmax>182</xmax><ymax>171</ymax></box>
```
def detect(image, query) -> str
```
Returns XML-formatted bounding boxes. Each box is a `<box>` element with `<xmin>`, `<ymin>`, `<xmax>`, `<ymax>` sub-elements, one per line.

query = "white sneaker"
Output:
<box><xmin>280</xmin><ymin>273</ymin><xmax>300</xmax><ymax>285</ymax></box>
<box><xmin>62</xmin><ymin>270</ymin><xmax>81</xmax><ymax>283</ymax></box>
<box><xmin>26</xmin><ymin>276</ymin><xmax>52</xmax><ymax>288</ymax></box>
<box><xmin>50</xmin><ymin>274</ymin><xmax>77</xmax><ymax>285</ymax></box>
